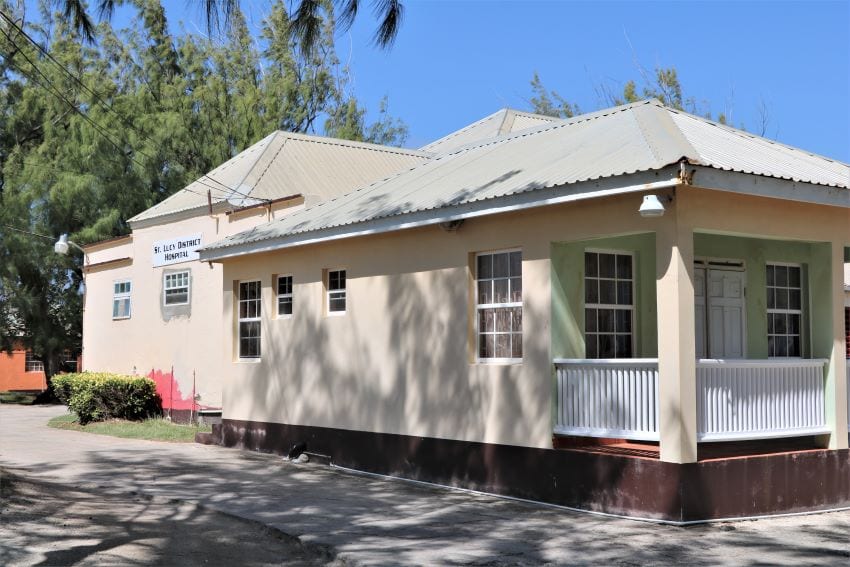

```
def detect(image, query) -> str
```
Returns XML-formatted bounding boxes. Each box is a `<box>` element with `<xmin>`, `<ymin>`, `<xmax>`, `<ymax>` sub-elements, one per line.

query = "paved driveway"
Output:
<box><xmin>2</xmin><ymin>405</ymin><xmax>849</xmax><ymax>566</ymax></box>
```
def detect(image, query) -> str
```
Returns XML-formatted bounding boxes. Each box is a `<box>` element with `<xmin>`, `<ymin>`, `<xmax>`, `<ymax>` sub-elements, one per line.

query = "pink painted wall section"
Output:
<box><xmin>147</xmin><ymin>368</ymin><xmax>211</xmax><ymax>411</ymax></box>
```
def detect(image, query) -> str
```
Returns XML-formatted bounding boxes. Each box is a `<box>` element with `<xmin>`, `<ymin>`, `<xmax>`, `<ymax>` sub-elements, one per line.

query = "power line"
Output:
<box><xmin>2</xmin><ymin>224</ymin><xmax>55</xmax><ymax>241</ymax></box>
<box><xmin>0</xmin><ymin>12</ymin><xmax>268</xmax><ymax>206</ymax></box>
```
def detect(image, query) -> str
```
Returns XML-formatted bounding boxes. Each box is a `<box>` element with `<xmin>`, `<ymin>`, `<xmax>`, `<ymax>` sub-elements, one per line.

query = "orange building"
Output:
<box><xmin>0</xmin><ymin>345</ymin><xmax>47</xmax><ymax>392</ymax></box>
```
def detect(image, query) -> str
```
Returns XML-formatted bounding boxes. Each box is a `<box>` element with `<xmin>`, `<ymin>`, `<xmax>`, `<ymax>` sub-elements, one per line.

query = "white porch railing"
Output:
<box><xmin>696</xmin><ymin>359</ymin><xmax>829</xmax><ymax>442</ymax></box>
<box><xmin>554</xmin><ymin>359</ymin><xmax>659</xmax><ymax>441</ymax></box>
<box><xmin>553</xmin><ymin>358</ymin><xmax>838</xmax><ymax>443</ymax></box>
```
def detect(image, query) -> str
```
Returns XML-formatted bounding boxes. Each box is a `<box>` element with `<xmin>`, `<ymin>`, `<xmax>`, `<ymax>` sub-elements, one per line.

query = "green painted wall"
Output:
<box><xmin>693</xmin><ymin>233</ymin><xmax>832</xmax><ymax>358</ymax></box>
<box><xmin>551</xmin><ymin>232</ymin><xmax>835</xmax><ymax>361</ymax></box>
<box><xmin>551</xmin><ymin>233</ymin><xmax>657</xmax><ymax>359</ymax></box>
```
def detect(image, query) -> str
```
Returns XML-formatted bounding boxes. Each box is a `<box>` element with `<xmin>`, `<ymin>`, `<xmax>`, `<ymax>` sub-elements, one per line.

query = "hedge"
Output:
<box><xmin>52</xmin><ymin>372</ymin><xmax>162</xmax><ymax>425</ymax></box>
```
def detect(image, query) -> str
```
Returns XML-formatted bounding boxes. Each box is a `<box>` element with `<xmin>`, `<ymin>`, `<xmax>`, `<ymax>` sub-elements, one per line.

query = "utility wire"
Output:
<box><xmin>0</xmin><ymin>12</ymin><xmax>268</xmax><ymax>205</ymax></box>
<box><xmin>2</xmin><ymin>224</ymin><xmax>56</xmax><ymax>241</ymax></box>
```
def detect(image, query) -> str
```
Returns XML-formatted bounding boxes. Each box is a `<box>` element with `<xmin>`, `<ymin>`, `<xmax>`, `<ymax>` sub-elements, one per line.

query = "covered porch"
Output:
<box><xmin>550</xmin><ymin>190</ymin><xmax>850</xmax><ymax>463</ymax></box>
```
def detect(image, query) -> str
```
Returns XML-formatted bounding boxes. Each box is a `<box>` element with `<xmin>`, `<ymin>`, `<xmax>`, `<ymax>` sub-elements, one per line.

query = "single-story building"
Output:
<box><xmin>199</xmin><ymin>99</ymin><xmax>850</xmax><ymax>522</ymax></box>
<box><xmin>81</xmin><ymin>111</ymin><xmax>556</xmax><ymax>420</ymax></box>
<box><xmin>0</xmin><ymin>343</ymin><xmax>46</xmax><ymax>392</ymax></box>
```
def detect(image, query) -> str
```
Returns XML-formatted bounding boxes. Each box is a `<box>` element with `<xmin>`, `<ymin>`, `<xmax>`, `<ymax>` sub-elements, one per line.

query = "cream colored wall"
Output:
<box><xmin>219</xmin><ymin>185</ymin><xmax>849</xmax><ymax>452</ymax></box>
<box><xmin>82</xmin><ymin>200</ymin><xmax>305</xmax><ymax>409</ymax></box>
<box><xmin>222</xmin><ymin>195</ymin><xmax>673</xmax><ymax>449</ymax></box>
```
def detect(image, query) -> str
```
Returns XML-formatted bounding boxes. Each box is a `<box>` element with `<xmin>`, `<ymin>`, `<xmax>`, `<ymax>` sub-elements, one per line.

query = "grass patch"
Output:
<box><xmin>48</xmin><ymin>413</ymin><xmax>211</xmax><ymax>442</ymax></box>
<box><xmin>0</xmin><ymin>391</ymin><xmax>39</xmax><ymax>405</ymax></box>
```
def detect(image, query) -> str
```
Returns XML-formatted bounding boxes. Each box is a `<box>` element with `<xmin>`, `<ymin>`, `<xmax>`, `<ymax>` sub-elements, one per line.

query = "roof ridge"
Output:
<box><xmin>275</xmin><ymin>130</ymin><xmax>428</xmax><ymax>157</ymax></box>
<box><xmin>665</xmin><ymin>106</ymin><xmax>850</xmax><ymax>167</ymax></box>
<box><xmin>419</xmin><ymin>109</ymin><xmax>508</xmax><ymax>152</ymax></box>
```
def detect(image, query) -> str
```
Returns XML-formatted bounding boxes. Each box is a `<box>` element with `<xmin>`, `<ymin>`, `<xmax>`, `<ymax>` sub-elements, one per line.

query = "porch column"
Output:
<box><xmin>655</xmin><ymin>199</ymin><xmax>698</xmax><ymax>463</ymax></box>
<box><xmin>815</xmin><ymin>241</ymin><xmax>849</xmax><ymax>449</ymax></box>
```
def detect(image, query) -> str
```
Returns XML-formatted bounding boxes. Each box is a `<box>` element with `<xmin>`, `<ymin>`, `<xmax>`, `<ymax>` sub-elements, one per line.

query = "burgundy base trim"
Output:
<box><xmin>219</xmin><ymin>419</ymin><xmax>850</xmax><ymax>522</ymax></box>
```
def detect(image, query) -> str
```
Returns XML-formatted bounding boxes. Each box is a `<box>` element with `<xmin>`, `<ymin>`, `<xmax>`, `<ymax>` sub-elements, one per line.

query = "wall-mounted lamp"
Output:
<box><xmin>639</xmin><ymin>194</ymin><xmax>672</xmax><ymax>218</ymax></box>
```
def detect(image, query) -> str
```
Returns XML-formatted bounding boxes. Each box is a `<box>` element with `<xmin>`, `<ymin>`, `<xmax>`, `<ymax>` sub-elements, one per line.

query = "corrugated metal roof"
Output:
<box><xmin>202</xmin><ymin>99</ymin><xmax>850</xmax><ymax>258</ymax></box>
<box><xmin>419</xmin><ymin>108</ymin><xmax>560</xmax><ymax>154</ymax></box>
<box><xmin>129</xmin><ymin>132</ymin><xmax>428</xmax><ymax>224</ymax></box>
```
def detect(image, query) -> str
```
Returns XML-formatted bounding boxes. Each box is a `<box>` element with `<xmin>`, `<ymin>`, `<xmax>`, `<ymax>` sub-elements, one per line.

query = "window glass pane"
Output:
<box><xmin>599</xmin><ymin>280</ymin><xmax>616</xmax><ymax>304</ymax></box>
<box><xmin>599</xmin><ymin>253</ymin><xmax>616</xmax><ymax>278</ymax></box>
<box><xmin>766</xmin><ymin>265</ymin><xmax>775</xmax><ymax>286</ymax></box>
<box><xmin>510</xmin><ymin>277</ymin><xmax>522</xmax><ymax>302</ymax></box>
<box><xmin>478</xmin><ymin>280</ymin><xmax>493</xmax><ymax>305</ymax></box>
<box><xmin>598</xmin><ymin>309</ymin><xmax>614</xmax><ymax>332</ymax></box>
<box><xmin>767</xmin><ymin>313</ymin><xmax>775</xmax><ymax>334</ymax></box>
<box><xmin>495</xmin><ymin>308</ymin><xmax>511</xmax><ymax>332</ymax></box>
<box><xmin>774</xmin><ymin>335</ymin><xmax>788</xmax><ymax>357</ymax></box>
<box><xmin>113</xmin><ymin>300</ymin><xmax>120</xmax><ymax>318</ymax></box>
<box><xmin>775</xmin><ymin>288</ymin><xmax>788</xmax><ymax>310</ymax></box>
<box><xmin>766</xmin><ymin>287</ymin><xmax>775</xmax><ymax>309</ymax></box>
<box><xmin>511</xmin><ymin>307</ymin><xmax>522</xmax><ymax>333</ymax></box>
<box><xmin>477</xmin><ymin>255</ymin><xmax>492</xmax><ymax>279</ymax></box>
<box><xmin>615</xmin><ymin>335</ymin><xmax>632</xmax><ymax>358</ymax></box>
<box><xmin>616</xmin><ymin>309</ymin><xmax>632</xmax><ymax>333</ymax></box>
<box><xmin>789</xmin><ymin>266</ymin><xmax>801</xmax><ymax>287</ymax></box>
<box><xmin>584</xmin><ymin>252</ymin><xmax>598</xmax><ymax>277</ymax></box>
<box><xmin>585</xmin><ymin>309</ymin><xmax>598</xmax><ymax>333</ymax></box>
<box><xmin>586</xmin><ymin>335</ymin><xmax>598</xmax><ymax>358</ymax></box>
<box><xmin>788</xmin><ymin>335</ymin><xmax>800</xmax><ymax>357</ymax></box>
<box><xmin>789</xmin><ymin>289</ymin><xmax>801</xmax><ymax>310</ymax></box>
<box><xmin>767</xmin><ymin>336</ymin><xmax>775</xmax><ymax>357</ymax></box>
<box><xmin>279</xmin><ymin>297</ymin><xmax>292</xmax><ymax>315</ymax></box>
<box><xmin>493</xmin><ymin>279</ymin><xmax>509</xmax><ymax>303</ymax></box>
<box><xmin>482</xmin><ymin>334</ymin><xmax>495</xmax><ymax>358</ymax></box>
<box><xmin>495</xmin><ymin>334</ymin><xmax>511</xmax><ymax>358</ymax></box>
<box><xmin>509</xmin><ymin>251</ymin><xmax>522</xmax><ymax>278</ymax></box>
<box><xmin>329</xmin><ymin>295</ymin><xmax>346</xmax><ymax>312</ymax></box>
<box><xmin>775</xmin><ymin>265</ymin><xmax>788</xmax><ymax>287</ymax></box>
<box><xmin>584</xmin><ymin>279</ymin><xmax>598</xmax><ymax>303</ymax></box>
<box><xmin>511</xmin><ymin>333</ymin><xmax>523</xmax><ymax>359</ymax></box>
<box><xmin>598</xmin><ymin>334</ymin><xmax>615</xmax><ymax>358</ymax></box>
<box><xmin>788</xmin><ymin>313</ymin><xmax>800</xmax><ymax>335</ymax></box>
<box><xmin>616</xmin><ymin>281</ymin><xmax>632</xmax><ymax>305</ymax></box>
<box><xmin>774</xmin><ymin>313</ymin><xmax>787</xmax><ymax>334</ymax></box>
<box><xmin>493</xmin><ymin>253</ymin><xmax>509</xmax><ymax>278</ymax></box>
<box><xmin>616</xmin><ymin>254</ymin><xmax>632</xmax><ymax>279</ymax></box>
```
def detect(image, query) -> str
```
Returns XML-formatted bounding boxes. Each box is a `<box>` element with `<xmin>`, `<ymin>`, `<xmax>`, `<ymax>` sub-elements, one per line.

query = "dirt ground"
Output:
<box><xmin>0</xmin><ymin>471</ymin><xmax>337</xmax><ymax>566</ymax></box>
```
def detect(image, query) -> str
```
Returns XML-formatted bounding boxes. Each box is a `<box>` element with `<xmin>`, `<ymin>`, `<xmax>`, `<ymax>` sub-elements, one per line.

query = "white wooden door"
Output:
<box><xmin>694</xmin><ymin>266</ymin><xmax>746</xmax><ymax>359</ymax></box>
<box><xmin>706</xmin><ymin>269</ymin><xmax>746</xmax><ymax>358</ymax></box>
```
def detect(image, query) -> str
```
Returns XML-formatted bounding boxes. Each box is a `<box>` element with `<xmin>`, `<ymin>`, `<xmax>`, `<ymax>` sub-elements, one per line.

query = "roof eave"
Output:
<box><xmin>199</xmin><ymin>166</ymin><xmax>682</xmax><ymax>262</ymax></box>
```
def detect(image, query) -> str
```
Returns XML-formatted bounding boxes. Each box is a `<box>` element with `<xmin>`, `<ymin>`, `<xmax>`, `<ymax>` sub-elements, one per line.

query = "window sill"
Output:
<box><xmin>473</xmin><ymin>358</ymin><xmax>523</xmax><ymax>366</ymax></box>
<box><xmin>235</xmin><ymin>357</ymin><xmax>262</xmax><ymax>363</ymax></box>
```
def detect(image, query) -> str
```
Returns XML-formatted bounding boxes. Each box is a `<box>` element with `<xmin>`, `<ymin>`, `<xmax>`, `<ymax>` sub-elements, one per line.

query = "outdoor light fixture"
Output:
<box><xmin>639</xmin><ymin>194</ymin><xmax>669</xmax><ymax>218</ymax></box>
<box><xmin>54</xmin><ymin>233</ymin><xmax>84</xmax><ymax>255</ymax></box>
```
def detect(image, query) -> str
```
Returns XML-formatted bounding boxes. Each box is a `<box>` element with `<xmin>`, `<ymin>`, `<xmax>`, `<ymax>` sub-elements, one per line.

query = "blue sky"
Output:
<box><xmin>30</xmin><ymin>0</ymin><xmax>850</xmax><ymax>161</ymax></box>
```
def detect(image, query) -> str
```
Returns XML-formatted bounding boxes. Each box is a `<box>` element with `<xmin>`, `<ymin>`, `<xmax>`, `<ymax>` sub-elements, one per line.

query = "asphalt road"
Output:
<box><xmin>2</xmin><ymin>404</ymin><xmax>849</xmax><ymax>566</ymax></box>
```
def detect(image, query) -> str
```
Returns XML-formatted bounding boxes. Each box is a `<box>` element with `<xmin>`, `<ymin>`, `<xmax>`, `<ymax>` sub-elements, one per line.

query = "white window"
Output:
<box><xmin>238</xmin><ymin>281</ymin><xmax>261</xmax><ymax>359</ymax></box>
<box><xmin>766</xmin><ymin>263</ymin><xmax>803</xmax><ymax>357</ymax></box>
<box><xmin>585</xmin><ymin>251</ymin><xmax>634</xmax><ymax>358</ymax></box>
<box><xmin>113</xmin><ymin>280</ymin><xmax>132</xmax><ymax>319</ymax></box>
<box><xmin>163</xmin><ymin>271</ymin><xmax>190</xmax><ymax>306</ymax></box>
<box><xmin>25</xmin><ymin>351</ymin><xmax>44</xmax><ymax>373</ymax></box>
<box><xmin>476</xmin><ymin>250</ymin><xmax>522</xmax><ymax>361</ymax></box>
<box><xmin>277</xmin><ymin>275</ymin><xmax>293</xmax><ymax>317</ymax></box>
<box><xmin>327</xmin><ymin>270</ymin><xmax>346</xmax><ymax>314</ymax></box>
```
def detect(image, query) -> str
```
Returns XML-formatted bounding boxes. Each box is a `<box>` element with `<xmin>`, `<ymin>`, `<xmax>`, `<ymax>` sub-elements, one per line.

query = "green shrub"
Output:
<box><xmin>51</xmin><ymin>372</ymin><xmax>161</xmax><ymax>425</ymax></box>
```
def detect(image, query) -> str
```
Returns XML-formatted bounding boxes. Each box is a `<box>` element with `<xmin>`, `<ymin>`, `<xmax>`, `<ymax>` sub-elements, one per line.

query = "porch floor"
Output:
<box><xmin>554</xmin><ymin>436</ymin><xmax>823</xmax><ymax>462</ymax></box>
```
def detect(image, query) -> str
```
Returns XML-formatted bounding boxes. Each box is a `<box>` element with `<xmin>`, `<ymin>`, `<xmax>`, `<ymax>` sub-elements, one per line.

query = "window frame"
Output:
<box><xmin>474</xmin><ymin>248</ymin><xmax>523</xmax><ymax>364</ymax></box>
<box><xmin>583</xmin><ymin>248</ymin><xmax>636</xmax><ymax>360</ymax></box>
<box><xmin>766</xmin><ymin>261</ymin><xmax>805</xmax><ymax>359</ymax></box>
<box><xmin>112</xmin><ymin>279</ymin><xmax>132</xmax><ymax>320</ymax></box>
<box><xmin>163</xmin><ymin>270</ymin><xmax>191</xmax><ymax>307</ymax></box>
<box><xmin>237</xmin><ymin>280</ymin><xmax>262</xmax><ymax>360</ymax></box>
<box><xmin>24</xmin><ymin>351</ymin><xmax>44</xmax><ymax>373</ymax></box>
<box><xmin>276</xmin><ymin>274</ymin><xmax>293</xmax><ymax>318</ymax></box>
<box><xmin>326</xmin><ymin>269</ymin><xmax>347</xmax><ymax>316</ymax></box>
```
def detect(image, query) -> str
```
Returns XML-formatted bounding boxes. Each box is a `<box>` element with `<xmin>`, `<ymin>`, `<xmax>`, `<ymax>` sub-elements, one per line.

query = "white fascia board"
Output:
<box><xmin>689</xmin><ymin>165</ymin><xmax>850</xmax><ymax>208</ymax></box>
<box><xmin>199</xmin><ymin>167</ymin><xmax>682</xmax><ymax>262</ymax></box>
<box><xmin>129</xmin><ymin>201</ymin><xmax>232</xmax><ymax>230</ymax></box>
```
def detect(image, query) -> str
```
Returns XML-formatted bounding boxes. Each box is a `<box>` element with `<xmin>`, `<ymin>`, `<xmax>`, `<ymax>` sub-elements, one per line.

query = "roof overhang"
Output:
<box><xmin>199</xmin><ymin>166</ymin><xmax>683</xmax><ymax>262</ymax></box>
<box><xmin>128</xmin><ymin>201</ymin><xmax>232</xmax><ymax>230</ymax></box>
